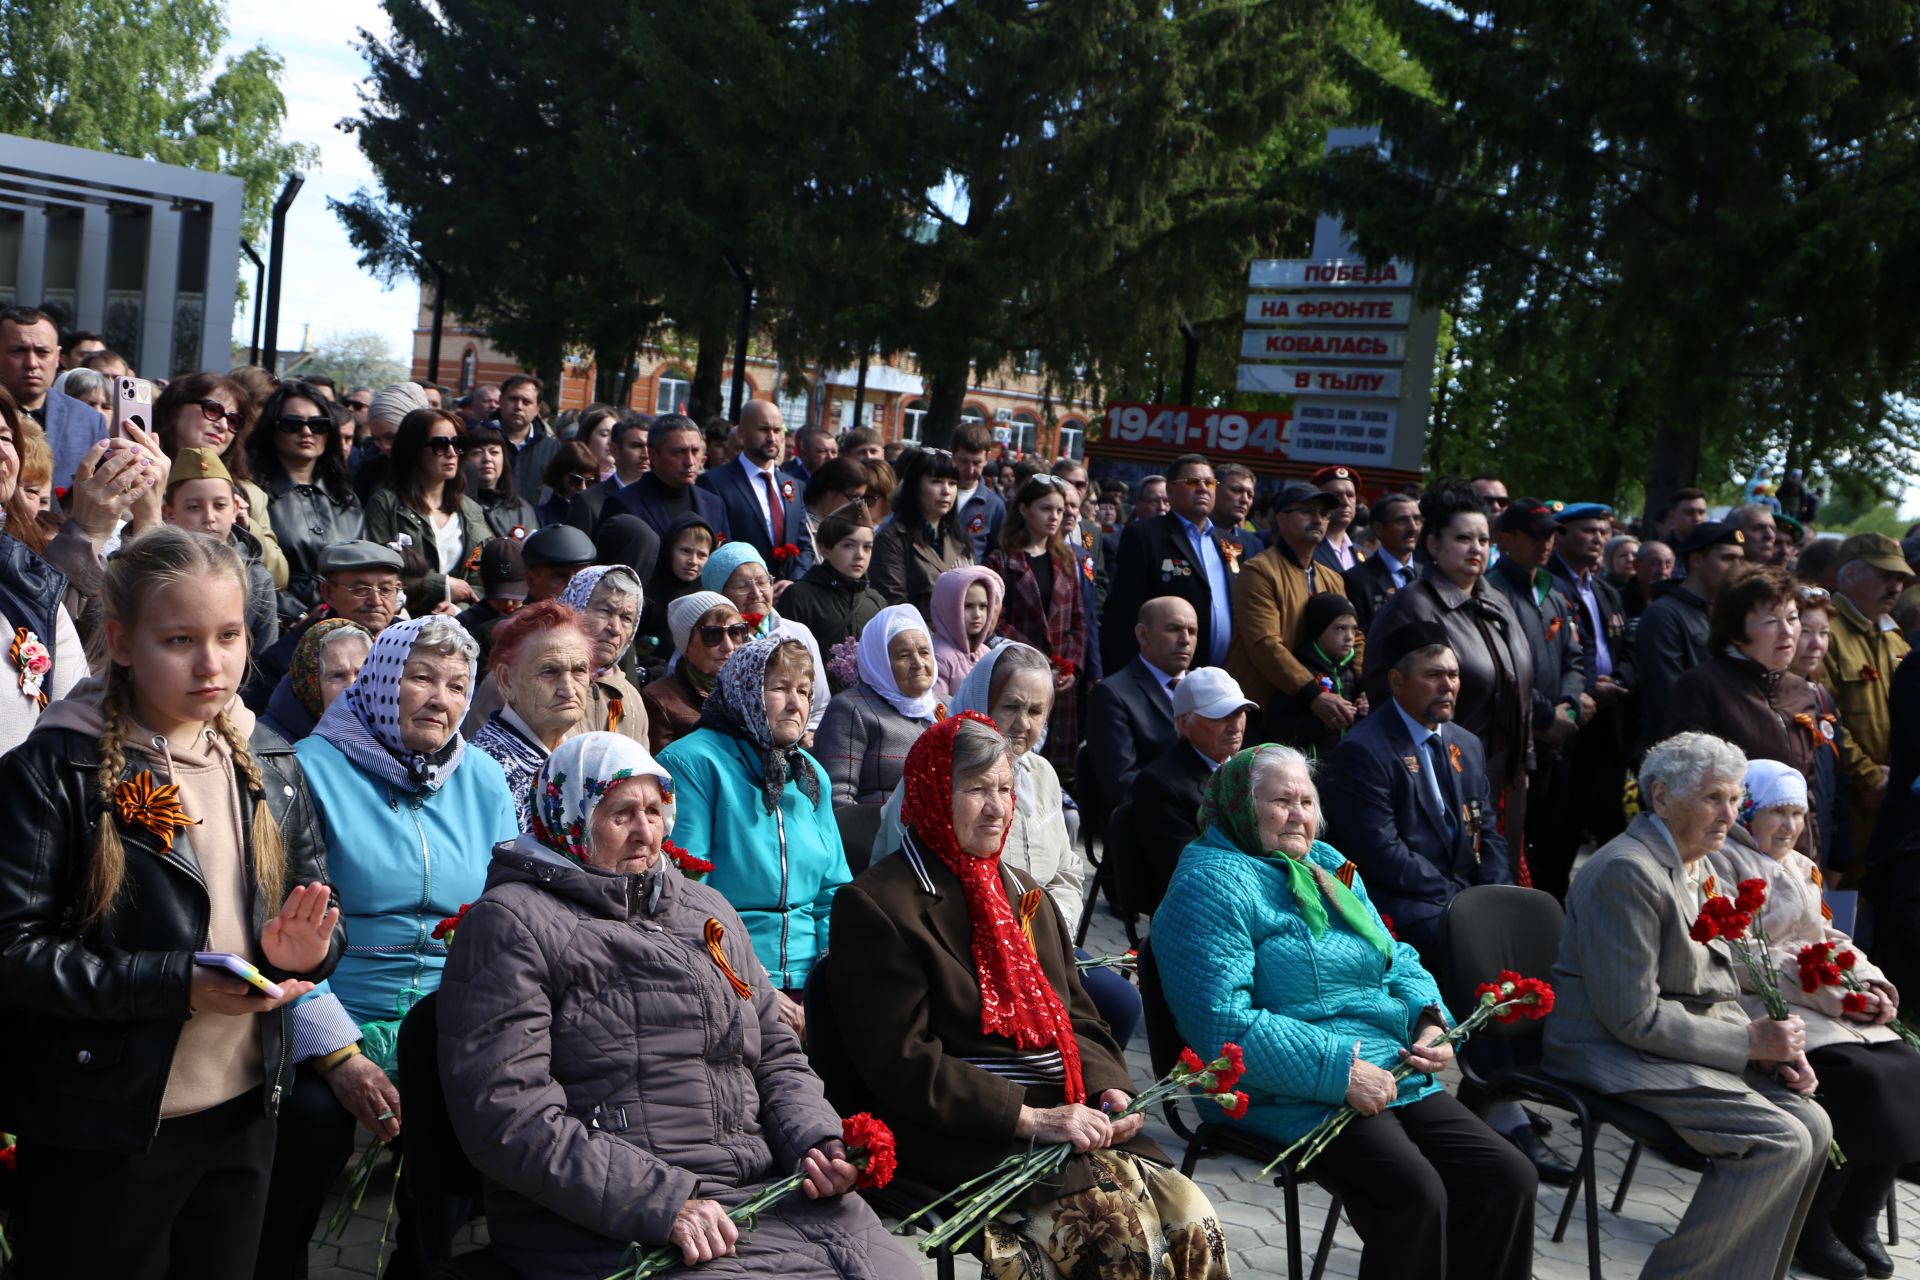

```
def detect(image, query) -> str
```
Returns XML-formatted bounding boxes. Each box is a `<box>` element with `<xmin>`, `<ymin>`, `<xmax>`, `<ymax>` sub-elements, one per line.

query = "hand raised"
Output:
<box><xmin>260</xmin><ymin>883</ymin><xmax>339</xmax><ymax>975</ymax></box>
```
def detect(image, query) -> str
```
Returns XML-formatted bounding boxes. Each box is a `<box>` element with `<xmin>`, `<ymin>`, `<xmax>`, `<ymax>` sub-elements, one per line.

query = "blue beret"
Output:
<box><xmin>1555</xmin><ymin>502</ymin><xmax>1613</xmax><ymax>524</ymax></box>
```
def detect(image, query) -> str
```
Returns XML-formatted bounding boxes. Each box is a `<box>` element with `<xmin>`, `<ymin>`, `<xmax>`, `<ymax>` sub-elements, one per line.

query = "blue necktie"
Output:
<box><xmin>1425</xmin><ymin>734</ymin><xmax>1459</xmax><ymax>842</ymax></box>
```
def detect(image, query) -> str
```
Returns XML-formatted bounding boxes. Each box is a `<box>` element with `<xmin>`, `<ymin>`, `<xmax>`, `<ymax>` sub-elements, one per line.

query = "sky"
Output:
<box><xmin>222</xmin><ymin>0</ymin><xmax>422</xmax><ymax>365</ymax></box>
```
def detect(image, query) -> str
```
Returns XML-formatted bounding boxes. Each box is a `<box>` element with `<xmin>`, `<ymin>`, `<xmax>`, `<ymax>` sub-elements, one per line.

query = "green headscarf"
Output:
<box><xmin>1198</xmin><ymin>745</ymin><xmax>1394</xmax><ymax>962</ymax></box>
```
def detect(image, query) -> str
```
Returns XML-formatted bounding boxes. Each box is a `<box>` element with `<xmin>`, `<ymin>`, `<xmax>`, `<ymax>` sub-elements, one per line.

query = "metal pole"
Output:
<box><xmin>240</xmin><ymin>240</ymin><xmax>265</xmax><ymax>366</ymax></box>
<box><xmin>1179</xmin><ymin>318</ymin><xmax>1199</xmax><ymax>405</ymax></box>
<box><xmin>721</xmin><ymin>250</ymin><xmax>752</xmax><ymax>421</ymax></box>
<box><xmin>850</xmin><ymin>344</ymin><xmax>869</xmax><ymax>434</ymax></box>
<box><xmin>261</xmin><ymin>171</ymin><xmax>305</xmax><ymax>375</ymax></box>
<box><xmin>424</xmin><ymin>257</ymin><xmax>446</xmax><ymax>384</ymax></box>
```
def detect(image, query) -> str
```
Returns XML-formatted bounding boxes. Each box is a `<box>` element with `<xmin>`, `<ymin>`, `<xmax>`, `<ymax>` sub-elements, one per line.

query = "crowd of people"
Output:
<box><xmin>1</xmin><ymin>297</ymin><xmax>1918</xmax><ymax>1280</ymax></box>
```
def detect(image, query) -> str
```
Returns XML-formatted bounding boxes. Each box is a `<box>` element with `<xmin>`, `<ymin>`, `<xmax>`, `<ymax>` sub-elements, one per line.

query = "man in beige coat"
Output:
<box><xmin>1543</xmin><ymin>732</ymin><xmax>1831</xmax><ymax>1280</ymax></box>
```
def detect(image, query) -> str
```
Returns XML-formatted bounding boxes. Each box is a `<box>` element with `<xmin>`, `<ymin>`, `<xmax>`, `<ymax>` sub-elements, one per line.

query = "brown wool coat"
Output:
<box><xmin>1662</xmin><ymin>651</ymin><xmax>1825</xmax><ymax>857</ymax></box>
<box><xmin>826</xmin><ymin>843</ymin><xmax>1167</xmax><ymax>1205</ymax></box>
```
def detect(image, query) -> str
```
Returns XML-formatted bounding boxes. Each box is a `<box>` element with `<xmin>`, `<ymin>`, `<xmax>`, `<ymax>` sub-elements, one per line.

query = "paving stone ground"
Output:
<box><xmin>313</xmin><ymin>903</ymin><xmax>1920</xmax><ymax>1279</ymax></box>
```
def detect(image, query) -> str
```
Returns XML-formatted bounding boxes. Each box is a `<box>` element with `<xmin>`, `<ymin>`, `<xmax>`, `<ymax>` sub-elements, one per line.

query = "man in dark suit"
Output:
<box><xmin>1311</xmin><ymin>464</ymin><xmax>1367</xmax><ymax>576</ymax></box>
<box><xmin>1317</xmin><ymin>621</ymin><xmax>1571</xmax><ymax>1185</ymax></box>
<box><xmin>1127</xmin><ymin>668</ymin><xmax>1253</xmax><ymax>916</ymax></box>
<box><xmin>696</xmin><ymin>399</ymin><xmax>807</xmax><ymax>573</ymax></box>
<box><xmin>1346</xmin><ymin>490</ymin><xmax>1421</xmax><ymax>629</ymax></box>
<box><xmin>1102</xmin><ymin>453</ymin><xmax>1234</xmax><ymax>672</ymax></box>
<box><xmin>1548</xmin><ymin>502</ymin><xmax>1637</xmax><ymax>856</ymax></box>
<box><xmin>1215</xmin><ymin>463</ymin><xmax>1266</xmax><ymax>558</ymax></box>
<box><xmin>564</xmin><ymin>414</ymin><xmax>651</xmax><ymax>535</ymax></box>
<box><xmin>604</xmin><ymin>413</ymin><xmax>730</xmax><ymax>543</ymax></box>
<box><xmin>780</xmin><ymin>423</ymin><xmax>835</xmax><ymax>488</ymax></box>
<box><xmin>1084</xmin><ymin>597</ymin><xmax>1196</xmax><ymax>812</ymax></box>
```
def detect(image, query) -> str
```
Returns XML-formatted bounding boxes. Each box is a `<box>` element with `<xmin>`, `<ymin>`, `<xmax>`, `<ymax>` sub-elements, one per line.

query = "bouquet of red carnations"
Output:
<box><xmin>662</xmin><ymin>839</ymin><xmax>713</xmax><ymax>880</ymax></box>
<box><xmin>1260</xmin><ymin>971</ymin><xmax>1552</xmax><ymax>1175</ymax></box>
<box><xmin>606</xmin><ymin>1113</ymin><xmax>896</xmax><ymax>1279</ymax></box>
<box><xmin>1797</xmin><ymin>940</ymin><xmax>1920</xmax><ymax>1052</ymax></box>
<box><xmin>899</xmin><ymin>1045</ymin><xmax>1247</xmax><ymax>1255</ymax></box>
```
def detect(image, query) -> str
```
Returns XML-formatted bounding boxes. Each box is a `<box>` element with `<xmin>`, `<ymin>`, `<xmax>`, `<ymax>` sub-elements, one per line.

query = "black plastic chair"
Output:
<box><xmin>833</xmin><ymin>802</ymin><xmax>885</xmax><ymax>876</ymax></box>
<box><xmin>1438</xmin><ymin>885</ymin><xmax>1711</xmax><ymax>1280</ymax></box>
<box><xmin>803</xmin><ymin>956</ymin><xmax>959</xmax><ymax>1280</ymax></box>
<box><xmin>394</xmin><ymin>992</ymin><xmax>524</xmax><ymax>1280</ymax></box>
<box><xmin>1073</xmin><ymin>742</ymin><xmax>1111</xmax><ymax>946</ymax></box>
<box><xmin>1136</xmin><ymin>940</ymin><xmax>1343</xmax><ymax>1280</ymax></box>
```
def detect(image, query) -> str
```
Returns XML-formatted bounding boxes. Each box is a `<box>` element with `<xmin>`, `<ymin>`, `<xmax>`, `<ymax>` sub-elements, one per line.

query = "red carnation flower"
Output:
<box><xmin>1837</xmin><ymin>950</ymin><xmax>1858</xmax><ymax>970</ymax></box>
<box><xmin>1843</xmin><ymin>992</ymin><xmax>1871</xmax><ymax>1015</ymax></box>
<box><xmin>740</xmin><ymin>612</ymin><xmax>765</xmax><ymax>629</ymax></box>
<box><xmin>1689</xmin><ymin>915</ymin><xmax>1719</xmax><ymax>944</ymax></box>
<box><xmin>1218</xmin><ymin>1091</ymin><xmax>1250</xmax><ymax>1120</ymax></box>
<box><xmin>0</xmin><ymin>1144</ymin><xmax>14</xmax><ymax>1174</ymax></box>
<box><xmin>1379</xmin><ymin>912</ymin><xmax>1398</xmax><ymax>939</ymax></box>
<box><xmin>1209</xmin><ymin>1043</ymin><xmax>1246</xmax><ymax>1092</ymax></box>
<box><xmin>1734</xmin><ymin>878</ymin><xmax>1768</xmax><ymax>915</ymax></box>
<box><xmin>1177</xmin><ymin>1047</ymin><xmax>1207</xmax><ymax>1078</ymax></box>
<box><xmin>663</xmin><ymin>839</ymin><xmax>714</xmax><ymax>877</ymax></box>
<box><xmin>431</xmin><ymin>902</ymin><xmax>474</xmax><ymax>942</ymax></box>
<box><xmin>841</xmin><ymin>1112</ymin><xmax>897</xmax><ymax>1190</ymax></box>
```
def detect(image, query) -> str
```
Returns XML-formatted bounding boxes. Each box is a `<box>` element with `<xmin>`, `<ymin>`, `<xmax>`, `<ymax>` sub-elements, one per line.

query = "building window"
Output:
<box><xmin>902</xmin><ymin>398</ymin><xmax>930</xmax><ymax>443</ymax></box>
<box><xmin>1010</xmin><ymin>411</ymin><xmax>1038</xmax><ymax>456</ymax></box>
<box><xmin>959</xmin><ymin>404</ymin><xmax>987</xmax><ymax>426</ymax></box>
<box><xmin>777</xmin><ymin>388</ymin><xmax>811</xmax><ymax>432</ymax></box>
<box><xmin>1058</xmin><ymin>419</ymin><xmax>1086</xmax><ymax>461</ymax></box>
<box><xmin>460</xmin><ymin>347</ymin><xmax>477</xmax><ymax>393</ymax></box>
<box><xmin>655</xmin><ymin>370</ymin><xmax>691</xmax><ymax>415</ymax></box>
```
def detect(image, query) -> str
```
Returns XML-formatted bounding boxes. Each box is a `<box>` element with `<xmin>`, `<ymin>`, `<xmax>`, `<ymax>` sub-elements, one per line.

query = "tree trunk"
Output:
<box><xmin>1643</xmin><ymin>416</ymin><xmax>1701</xmax><ymax>528</ymax></box>
<box><xmin>688</xmin><ymin>314</ymin><xmax>729</xmax><ymax>424</ymax></box>
<box><xmin>923</xmin><ymin>350</ymin><xmax>972</xmax><ymax>448</ymax></box>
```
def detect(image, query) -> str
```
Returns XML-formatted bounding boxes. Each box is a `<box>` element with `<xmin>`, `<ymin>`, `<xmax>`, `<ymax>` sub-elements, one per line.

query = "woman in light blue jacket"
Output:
<box><xmin>255</xmin><ymin>615</ymin><xmax>519</xmax><ymax>1278</ymax></box>
<box><xmin>1154</xmin><ymin>742</ymin><xmax>1536</xmax><ymax>1280</ymax></box>
<box><xmin>660</xmin><ymin>633</ymin><xmax>849</xmax><ymax>1040</ymax></box>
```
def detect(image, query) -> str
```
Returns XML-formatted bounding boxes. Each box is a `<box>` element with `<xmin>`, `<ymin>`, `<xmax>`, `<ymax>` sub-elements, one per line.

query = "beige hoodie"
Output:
<box><xmin>41</xmin><ymin>678</ymin><xmax>264</xmax><ymax>1117</ymax></box>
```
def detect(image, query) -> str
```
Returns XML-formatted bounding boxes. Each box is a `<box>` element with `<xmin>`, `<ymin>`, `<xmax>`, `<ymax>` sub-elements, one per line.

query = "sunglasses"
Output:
<box><xmin>1174</xmin><ymin>476</ymin><xmax>1218</xmax><ymax>489</ymax></box>
<box><xmin>562</xmin><ymin>472</ymin><xmax>596</xmax><ymax>491</ymax></box>
<box><xmin>425</xmin><ymin>437</ymin><xmax>460</xmax><ymax>455</ymax></box>
<box><xmin>276</xmin><ymin>415</ymin><xmax>332</xmax><ymax>434</ymax></box>
<box><xmin>1797</xmin><ymin>586</ymin><xmax>1831</xmax><ymax>602</ymax></box>
<box><xmin>345</xmin><ymin>400</ymin><xmax>369</xmax><ymax>413</ymax></box>
<box><xmin>1483</xmin><ymin>495</ymin><xmax>1511</xmax><ymax>511</ymax></box>
<box><xmin>696</xmin><ymin>622</ymin><xmax>753</xmax><ymax>646</ymax></box>
<box><xmin>195</xmin><ymin>400</ymin><xmax>244</xmax><ymax>430</ymax></box>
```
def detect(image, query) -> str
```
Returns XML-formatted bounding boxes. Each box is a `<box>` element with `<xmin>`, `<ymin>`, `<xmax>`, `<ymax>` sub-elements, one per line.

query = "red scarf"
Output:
<box><xmin>903</xmin><ymin>713</ymin><xmax>1086</xmax><ymax>1103</ymax></box>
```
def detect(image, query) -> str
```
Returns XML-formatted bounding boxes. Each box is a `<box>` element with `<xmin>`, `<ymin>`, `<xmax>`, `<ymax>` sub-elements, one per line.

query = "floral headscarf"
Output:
<box><xmin>290</xmin><ymin>617</ymin><xmax>371</xmax><ymax>719</ymax></box>
<box><xmin>856</xmin><ymin>604</ymin><xmax>940</xmax><ymax>720</ymax></box>
<box><xmin>696</xmin><ymin>633</ymin><xmax>821</xmax><ymax>814</ymax></box>
<box><xmin>902</xmin><ymin>712</ymin><xmax>1085</xmax><ymax>1103</ymax></box>
<box><xmin>530</xmin><ymin>731</ymin><xmax>674</xmax><ymax>863</ymax></box>
<box><xmin>1199</xmin><ymin>745</ymin><xmax>1393</xmax><ymax>961</ymax></box>
<box><xmin>558</xmin><ymin>564</ymin><xmax>644</xmax><ymax>674</ymax></box>
<box><xmin>313</xmin><ymin>615</ymin><xmax>476</xmax><ymax>793</ymax></box>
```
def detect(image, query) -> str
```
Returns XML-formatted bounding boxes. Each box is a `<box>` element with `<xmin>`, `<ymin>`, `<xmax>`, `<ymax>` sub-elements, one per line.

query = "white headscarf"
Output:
<box><xmin>1743</xmin><ymin>758</ymin><xmax>1809</xmax><ymax>818</ymax></box>
<box><xmin>857</xmin><ymin>604</ymin><xmax>940</xmax><ymax>721</ymax></box>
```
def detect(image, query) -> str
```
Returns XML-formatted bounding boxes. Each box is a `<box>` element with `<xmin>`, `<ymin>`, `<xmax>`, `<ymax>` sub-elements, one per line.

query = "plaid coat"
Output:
<box><xmin>985</xmin><ymin>545</ymin><xmax>1085</xmax><ymax>769</ymax></box>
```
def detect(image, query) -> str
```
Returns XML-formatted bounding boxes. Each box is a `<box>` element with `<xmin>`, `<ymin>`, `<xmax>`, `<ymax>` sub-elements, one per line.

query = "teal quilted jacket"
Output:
<box><xmin>1154</xmin><ymin>830</ymin><xmax>1453</xmax><ymax>1144</ymax></box>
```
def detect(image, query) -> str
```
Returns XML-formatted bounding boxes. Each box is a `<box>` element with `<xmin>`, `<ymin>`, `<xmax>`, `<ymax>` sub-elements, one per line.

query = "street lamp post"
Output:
<box><xmin>261</xmin><ymin>172</ymin><xmax>305</xmax><ymax>375</ymax></box>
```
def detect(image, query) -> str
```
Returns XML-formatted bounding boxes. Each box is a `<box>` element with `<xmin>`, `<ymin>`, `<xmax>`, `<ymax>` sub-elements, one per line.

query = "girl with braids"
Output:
<box><xmin>0</xmin><ymin>526</ymin><xmax>342</xmax><ymax>1280</ymax></box>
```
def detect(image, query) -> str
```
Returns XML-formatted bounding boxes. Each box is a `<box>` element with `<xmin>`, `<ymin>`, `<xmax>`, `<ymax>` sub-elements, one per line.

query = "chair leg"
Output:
<box><xmin>1581</xmin><ymin>1131</ymin><xmax>1604</xmax><ymax>1280</ymax></box>
<box><xmin>936</xmin><ymin>1248</ymin><xmax>955</xmax><ymax>1280</ymax></box>
<box><xmin>1308</xmin><ymin>1195</ymin><xmax>1341</xmax><ymax>1280</ymax></box>
<box><xmin>1611</xmin><ymin>1140</ymin><xmax>1644</xmax><ymax>1214</ymax></box>
<box><xmin>1074</xmin><ymin>870</ymin><xmax>1102</xmax><ymax>946</ymax></box>
<box><xmin>1888</xmin><ymin>1186</ymin><xmax>1900</xmax><ymax>1246</ymax></box>
<box><xmin>1553</xmin><ymin>1121</ymin><xmax>1593</xmax><ymax>1244</ymax></box>
<box><xmin>1280</xmin><ymin>1170</ymin><xmax>1306</xmax><ymax>1280</ymax></box>
<box><xmin>1179</xmin><ymin>1135</ymin><xmax>1206</xmax><ymax>1178</ymax></box>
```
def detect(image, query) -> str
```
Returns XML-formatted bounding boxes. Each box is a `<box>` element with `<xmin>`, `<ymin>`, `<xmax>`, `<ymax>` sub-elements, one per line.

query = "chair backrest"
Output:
<box><xmin>834</xmin><ymin>803</ymin><xmax>885</xmax><ymax>877</ymax></box>
<box><xmin>1437</xmin><ymin>884</ymin><xmax>1564</xmax><ymax>1040</ymax></box>
<box><xmin>1074</xmin><ymin>741</ymin><xmax>1106</xmax><ymax>841</ymax></box>
<box><xmin>394</xmin><ymin>990</ymin><xmax>484</xmax><ymax>1209</ymax></box>
<box><xmin>801</xmin><ymin>953</ymin><xmax>872</xmax><ymax>1116</ymax></box>
<box><xmin>1134</xmin><ymin>938</ymin><xmax>1199</xmax><ymax>1140</ymax></box>
<box><xmin>1103</xmin><ymin>801</ymin><xmax>1143</xmax><ymax>917</ymax></box>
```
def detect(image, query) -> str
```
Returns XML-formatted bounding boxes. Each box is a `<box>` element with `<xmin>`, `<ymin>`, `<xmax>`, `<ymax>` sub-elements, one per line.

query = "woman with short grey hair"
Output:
<box><xmin>1544</xmin><ymin>729</ymin><xmax>1834</xmax><ymax>1280</ymax></box>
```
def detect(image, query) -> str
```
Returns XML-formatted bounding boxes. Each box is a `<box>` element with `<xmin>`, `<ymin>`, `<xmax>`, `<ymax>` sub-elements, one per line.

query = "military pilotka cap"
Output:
<box><xmin>1274</xmin><ymin>481</ymin><xmax>1340</xmax><ymax>512</ymax></box>
<box><xmin>1677</xmin><ymin>521</ymin><xmax>1743</xmax><ymax>559</ymax></box>
<box><xmin>164</xmin><ymin>447</ymin><xmax>233</xmax><ymax>496</ymax></box>
<box><xmin>1836</xmin><ymin>531</ymin><xmax>1915</xmax><ymax>578</ymax></box>
<box><xmin>520</xmin><ymin>524</ymin><xmax>597</xmax><ymax>568</ymax></box>
<box><xmin>1495</xmin><ymin>497</ymin><xmax>1560</xmax><ymax>538</ymax></box>
<box><xmin>317</xmin><ymin>539</ymin><xmax>404</xmax><ymax>574</ymax></box>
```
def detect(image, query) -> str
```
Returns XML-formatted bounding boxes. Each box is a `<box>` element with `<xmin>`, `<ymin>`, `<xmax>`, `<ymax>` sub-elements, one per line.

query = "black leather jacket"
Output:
<box><xmin>264</xmin><ymin>474</ymin><xmax>366</xmax><ymax>621</ymax></box>
<box><xmin>0</xmin><ymin>722</ymin><xmax>343</xmax><ymax>1151</ymax></box>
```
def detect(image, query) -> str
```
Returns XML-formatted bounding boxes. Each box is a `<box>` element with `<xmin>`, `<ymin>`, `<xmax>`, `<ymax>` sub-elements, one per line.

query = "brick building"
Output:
<box><xmin>408</xmin><ymin>289</ymin><xmax>1099</xmax><ymax>461</ymax></box>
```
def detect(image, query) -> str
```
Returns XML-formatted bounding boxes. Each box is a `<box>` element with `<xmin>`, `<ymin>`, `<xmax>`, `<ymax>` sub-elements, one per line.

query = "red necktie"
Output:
<box><xmin>761</xmin><ymin>471</ymin><xmax>785</xmax><ymax>543</ymax></box>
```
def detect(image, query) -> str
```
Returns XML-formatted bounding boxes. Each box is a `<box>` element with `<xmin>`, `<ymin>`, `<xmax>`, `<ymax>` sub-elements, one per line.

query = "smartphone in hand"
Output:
<box><xmin>113</xmin><ymin>376</ymin><xmax>156</xmax><ymax>439</ymax></box>
<box><xmin>193</xmin><ymin>951</ymin><xmax>285</xmax><ymax>1000</ymax></box>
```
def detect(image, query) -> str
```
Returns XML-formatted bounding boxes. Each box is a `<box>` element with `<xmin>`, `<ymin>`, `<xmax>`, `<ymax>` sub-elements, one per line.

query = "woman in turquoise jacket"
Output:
<box><xmin>256</xmin><ymin>614</ymin><xmax>520</xmax><ymax>1277</ymax></box>
<box><xmin>660</xmin><ymin>633</ymin><xmax>849</xmax><ymax>1040</ymax></box>
<box><xmin>1155</xmin><ymin>742</ymin><xmax>1536</xmax><ymax>1280</ymax></box>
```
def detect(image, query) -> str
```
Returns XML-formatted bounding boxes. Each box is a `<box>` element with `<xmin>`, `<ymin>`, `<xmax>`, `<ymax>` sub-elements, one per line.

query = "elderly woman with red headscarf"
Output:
<box><xmin>826</xmin><ymin>713</ymin><xmax>1229</xmax><ymax>1280</ymax></box>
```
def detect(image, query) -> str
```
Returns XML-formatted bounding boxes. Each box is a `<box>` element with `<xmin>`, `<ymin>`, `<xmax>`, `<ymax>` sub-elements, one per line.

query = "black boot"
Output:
<box><xmin>1833</xmin><ymin>1163</ymin><xmax>1898</xmax><ymax>1279</ymax></box>
<box><xmin>1503</xmin><ymin>1123</ymin><xmax>1576</xmax><ymax>1187</ymax></box>
<box><xmin>1797</xmin><ymin>1165</ymin><xmax>1869</xmax><ymax>1280</ymax></box>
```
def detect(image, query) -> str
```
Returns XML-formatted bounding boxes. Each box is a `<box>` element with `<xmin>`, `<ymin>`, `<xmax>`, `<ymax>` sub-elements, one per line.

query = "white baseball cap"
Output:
<box><xmin>1171</xmin><ymin>667</ymin><xmax>1258</xmax><ymax>720</ymax></box>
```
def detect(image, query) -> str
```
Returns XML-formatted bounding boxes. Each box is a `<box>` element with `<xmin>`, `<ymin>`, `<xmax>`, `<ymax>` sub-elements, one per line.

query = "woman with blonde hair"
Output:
<box><xmin>0</xmin><ymin>526</ymin><xmax>341</xmax><ymax>1278</ymax></box>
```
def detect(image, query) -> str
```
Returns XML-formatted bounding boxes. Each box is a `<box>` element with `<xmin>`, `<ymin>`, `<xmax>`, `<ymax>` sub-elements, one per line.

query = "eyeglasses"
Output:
<box><xmin>1033</xmin><ymin>474</ymin><xmax>1070</xmax><ymax>491</ymax></box>
<box><xmin>696</xmin><ymin>622</ymin><xmax>753</xmax><ymax>646</ymax></box>
<box><xmin>1482</xmin><ymin>495</ymin><xmax>1511</xmax><ymax>511</ymax></box>
<box><xmin>345</xmin><ymin>400</ymin><xmax>369</xmax><ymax>413</ymax></box>
<box><xmin>425</xmin><ymin>437</ymin><xmax>460</xmax><ymax>455</ymax></box>
<box><xmin>562</xmin><ymin>472</ymin><xmax>595</xmax><ymax>491</ymax></box>
<box><xmin>276</xmin><ymin>415</ymin><xmax>332</xmax><ymax>434</ymax></box>
<box><xmin>195</xmin><ymin>400</ymin><xmax>244</xmax><ymax>429</ymax></box>
<box><xmin>1796</xmin><ymin>586</ymin><xmax>1831</xmax><ymax>602</ymax></box>
<box><xmin>1173</xmin><ymin>477</ymin><xmax>1218</xmax><ymax>490</ymax></box>
<box><xmin>338</xmin><ymin>582</ymin><xmax>400</xmax><ymax>602</ymax></box>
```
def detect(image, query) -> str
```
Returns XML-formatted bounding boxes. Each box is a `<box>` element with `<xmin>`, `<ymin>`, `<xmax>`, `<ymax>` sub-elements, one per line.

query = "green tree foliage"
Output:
<box><xmin>290</xmin><ymin>328</ymin><xmax>408</xmax><ymax>392</ymax></box>
<box><xmin>0</xmin><ymin>0</ymin><xmax>317</xmax><ymax>250</ymax></box>
<box><xmin>1320</xmin><ymin>0</ymin><xmax>1920</xmax><ymax>517</ymax></box>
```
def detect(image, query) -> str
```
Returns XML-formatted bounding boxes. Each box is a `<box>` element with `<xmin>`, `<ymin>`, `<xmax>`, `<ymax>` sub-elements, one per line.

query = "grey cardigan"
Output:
<box><xmin>814</xmin><ymin>680</ymin><xmax>933</xmax><ymax>807</ymax></box>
